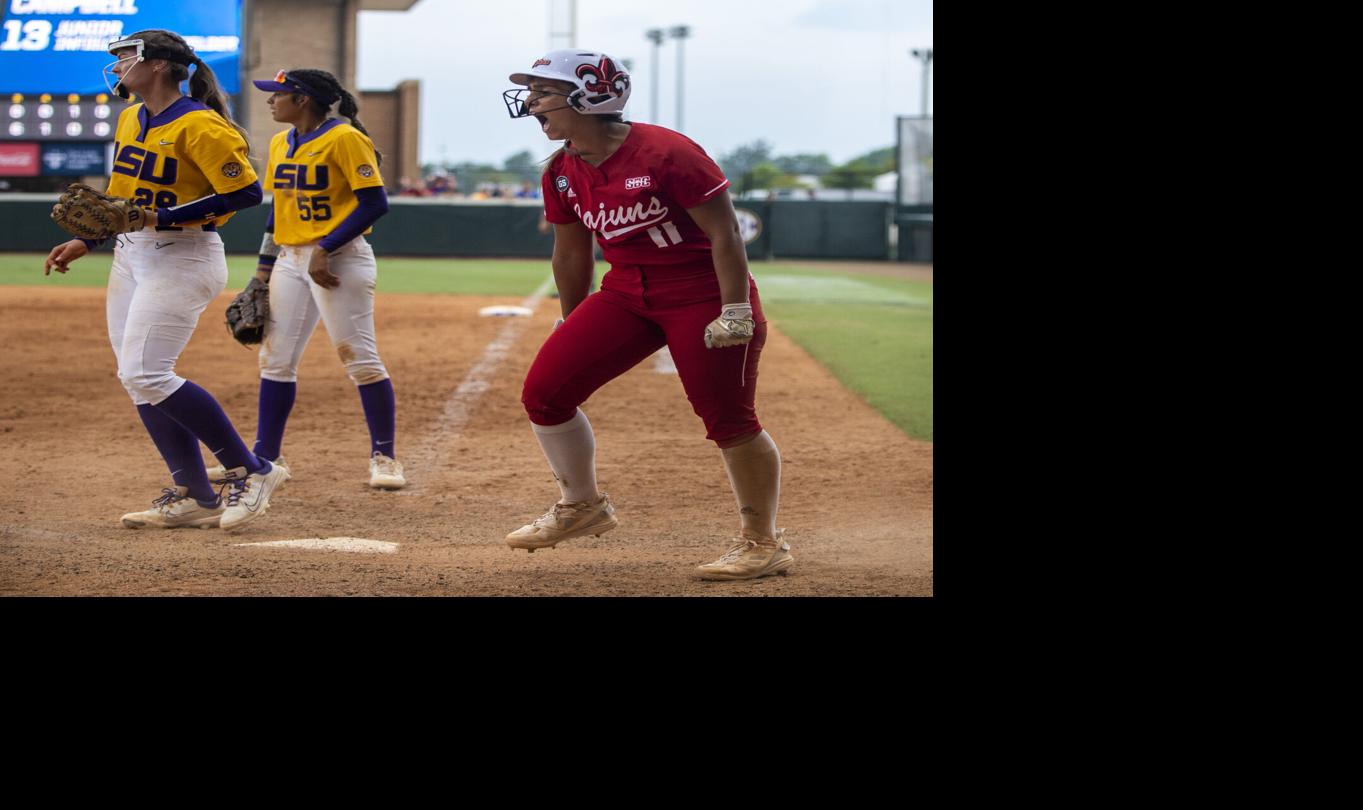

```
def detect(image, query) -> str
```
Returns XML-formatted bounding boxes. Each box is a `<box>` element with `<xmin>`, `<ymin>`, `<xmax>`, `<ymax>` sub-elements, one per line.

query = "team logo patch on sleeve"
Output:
<box><xmin>556</xmin><ymin>176</ymin><xmax>569</xmax><ymax>192</ymax></box>
<box><xmin>222</xmin><ymin>162</ymin><xmax>243</xmax><ymax>178</ymax></box>
<box><xmin>357</xmin><ymin>164</ymin><xmax>375</xmax><ymax>178</ymax></box>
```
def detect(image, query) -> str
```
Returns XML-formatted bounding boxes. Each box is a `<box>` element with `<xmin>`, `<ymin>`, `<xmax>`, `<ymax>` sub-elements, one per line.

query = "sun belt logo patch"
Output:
<box><xmin>556</xmin><ymin>176</ymin><xmax>569</xmax><ymax>192</ymax></box>
<box><xmin>625</xmin><ymin>176</ymin><xmax>651</xmax><ymax>190</ymax></box>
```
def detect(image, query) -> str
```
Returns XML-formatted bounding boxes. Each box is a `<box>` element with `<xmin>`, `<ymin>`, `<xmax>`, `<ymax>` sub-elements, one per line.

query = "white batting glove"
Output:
<box><xmin>704</xmin><ymin>304</ymin><xmax>755</xmax><ymax>349</ymax></box>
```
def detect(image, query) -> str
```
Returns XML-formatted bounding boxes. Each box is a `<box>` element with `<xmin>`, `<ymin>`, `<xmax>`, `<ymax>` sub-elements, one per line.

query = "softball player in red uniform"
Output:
<box><xmin>43</xmin><ymin>30</ymin><xmax>287</xmax><ymax>531</ymax></box>
<box><xmin>204</xmin><ymin>68</ymin><xmax>402</xmax><ymax>489</ymax></box>
<box><xmin>501</xmin><ymin>50</ymin><xmax>789</xmax><ymax>580</ymax></box>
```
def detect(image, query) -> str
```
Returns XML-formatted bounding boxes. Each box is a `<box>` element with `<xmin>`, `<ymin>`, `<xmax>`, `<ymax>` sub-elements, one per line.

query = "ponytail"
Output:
<box><xmin>125</xmin><ymin>29</ymin><xmax>252</xmax><ymax>155</ymax></box>
<box><xmin>336</xmin><ymin>89</ymin><xmax>383</xmax><ymax>167</ymax></box>
<box><xmin>287</xmin><ymin>68</ymin><xmax>383</xmax><ymax>167</ymax></box>
<box><xmin>188</xmin><ymin>58</ymin><xmax>253</xmax><ymax>153</ymax></box>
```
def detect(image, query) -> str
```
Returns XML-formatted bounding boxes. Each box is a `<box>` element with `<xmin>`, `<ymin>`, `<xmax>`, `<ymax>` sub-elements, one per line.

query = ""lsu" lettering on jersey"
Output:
<box><xmin>106</xmin><ymin>96</ymin><xmax>257</xmax><ymax>227</ymax></box>
<box><xmin>265</xmin><ymin>118</ymin><xmax>384</xmax><ymax>245</ymax></box>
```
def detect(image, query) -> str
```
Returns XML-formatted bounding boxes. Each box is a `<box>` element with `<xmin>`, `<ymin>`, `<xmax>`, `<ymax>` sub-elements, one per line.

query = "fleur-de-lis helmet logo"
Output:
<box><xmin>576</xmin><ymin>57</ymin><xmax>629</xmax><ymax>103</ymax></box>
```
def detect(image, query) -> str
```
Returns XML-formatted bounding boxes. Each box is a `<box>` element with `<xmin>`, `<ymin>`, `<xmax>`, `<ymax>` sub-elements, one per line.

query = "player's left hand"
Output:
<box><xmin>308</xmin><ymin>248</ymin><xmax>340</xmax><ymax>289</ymax></box>
<box><xmin>703</xmin><ymin>303</ymin><xmax>755</xmax><ymax>349</ymax></box>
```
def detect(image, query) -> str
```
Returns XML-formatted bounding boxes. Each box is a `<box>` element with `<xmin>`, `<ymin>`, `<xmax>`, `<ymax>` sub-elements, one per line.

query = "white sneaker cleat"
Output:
<box><xmin>208</xmin><ymin>456</ymin><xmax>290</xmax><ymax>488</ymax></box>
<box><xmin>696</xmin><ymin>529</ymin><xmax>794</xmax><ymax>581</ymax></box>
<box><xmin>219</xmin><ymin>461</ymin><xmax>290</xmax><ymax>532</ymax></box>
<box><xmin>121</xmin><ymin>486</ymin><xmax>224</xmax><ymax>530</ymax></box>
<box><xmin>369</xmin><ymin>453</ymin><xmax>407</xmax><ymax>490</ymax></box>
<box><xmin>505</xmin><ymin>493</ymin><xmax>618</xmax><ymax>552</ymax></box>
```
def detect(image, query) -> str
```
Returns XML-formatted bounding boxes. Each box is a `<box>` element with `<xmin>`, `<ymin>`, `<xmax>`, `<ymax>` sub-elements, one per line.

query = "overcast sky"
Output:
<box><xmin>356</xmin><ymin>0</ymin><xmax>932</xmax><ymax>169</ymax></box>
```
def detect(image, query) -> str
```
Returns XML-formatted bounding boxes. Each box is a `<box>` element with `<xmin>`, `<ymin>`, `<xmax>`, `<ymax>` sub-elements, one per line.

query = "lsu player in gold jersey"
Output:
<box><xmin>42</xmin><ymin>30</ymin><xmax>289</xmax><ymax>532</ymax></box>
<box><xmin>208</xmin><ymin>68</ymin><xmax>403</xmax><ymax>490</ymax></box>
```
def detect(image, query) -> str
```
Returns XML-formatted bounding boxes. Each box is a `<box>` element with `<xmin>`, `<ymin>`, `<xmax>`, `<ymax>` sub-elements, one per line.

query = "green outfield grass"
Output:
<box><xmin>752</xmin><ymin>270</ymin><xmax>933</xmax><ymax>442</ymax></box>
<box><xmin>2</xmin><ymin>253</ymin><xmax>553</xmax><ymax>295</ymax></box>
<box><xmin>0</xmin><ymin>253</ymin><xmax>932</xmax><ymax>441</ymax></box>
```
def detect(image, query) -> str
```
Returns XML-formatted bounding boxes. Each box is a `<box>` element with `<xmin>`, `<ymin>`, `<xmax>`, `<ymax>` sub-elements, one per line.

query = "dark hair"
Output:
<box><xmin>128</xmin><ymin>29</ymin><xmax>251</xmax><ymax>152</ymax></box>
<box><xmin>541</xmin><ymin>113</ymin><xmax>624</xmax><ymax>179</ymax></box>
<box><xmin>286</xmin><ymin>68</ymin><xmax>383</xmax><ymax>166</ymax></box>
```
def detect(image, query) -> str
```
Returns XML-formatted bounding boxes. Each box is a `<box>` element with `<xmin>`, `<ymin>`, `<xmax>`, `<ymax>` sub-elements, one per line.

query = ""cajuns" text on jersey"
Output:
<box><xmin>574</xmin><ymin>195</ymin><xmax>668</xmax><ymax>237</ymax></box>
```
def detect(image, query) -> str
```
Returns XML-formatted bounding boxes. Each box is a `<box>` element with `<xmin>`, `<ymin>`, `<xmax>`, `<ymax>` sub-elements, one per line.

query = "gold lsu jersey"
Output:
<box><xmin>265</xmin><ymin>120</ymin><xmax>385</xmax><ymax>245</ymax></box>
<box><xmin>106</xmin><ymin>96</ymin><xmax>257</xmax><ymax>228</ymax></box>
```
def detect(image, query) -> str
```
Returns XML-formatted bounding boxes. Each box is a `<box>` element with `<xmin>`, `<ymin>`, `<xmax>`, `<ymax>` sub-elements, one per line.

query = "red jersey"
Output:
<box><xmin>541</xmin><ymin>123</ymin><xmax>731</xmax><ymax>268</ymax></box>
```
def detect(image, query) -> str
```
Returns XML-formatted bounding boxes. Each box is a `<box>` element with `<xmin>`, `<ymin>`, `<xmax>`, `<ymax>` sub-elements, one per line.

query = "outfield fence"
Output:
<box><xmin>0</xmin><ymin>194</ymin><xmax>931</xmax><ymax>262</ymax></box>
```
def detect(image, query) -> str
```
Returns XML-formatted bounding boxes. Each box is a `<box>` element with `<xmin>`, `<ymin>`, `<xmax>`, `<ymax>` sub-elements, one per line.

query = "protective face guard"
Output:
<box><xmin>104</xmin><ymin>38</ymin><xmax>145</xmax><ymax>100</ymax></box>
<box><xmin>502</xmin><ymin>87</ymin><xmax>577</xmax><ymax>119</ymax></box>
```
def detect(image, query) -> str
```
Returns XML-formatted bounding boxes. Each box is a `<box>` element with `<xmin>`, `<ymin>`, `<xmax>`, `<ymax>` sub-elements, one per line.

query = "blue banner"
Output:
<box><xmin>0</xmin><ymin>1</ymin><xmax>242</xmax><ymax>95</ymax></box>
<box><xmin>40</xmin><ymin>140</ymin><xmax>105</xmax><ymax>174</ymax></box>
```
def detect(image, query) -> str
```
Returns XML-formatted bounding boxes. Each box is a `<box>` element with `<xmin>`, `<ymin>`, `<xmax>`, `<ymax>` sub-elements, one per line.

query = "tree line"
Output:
<box><xmin>420</xmin><ymin>140</ymin><xmax>895</xmax><ymax>195</ymax></box>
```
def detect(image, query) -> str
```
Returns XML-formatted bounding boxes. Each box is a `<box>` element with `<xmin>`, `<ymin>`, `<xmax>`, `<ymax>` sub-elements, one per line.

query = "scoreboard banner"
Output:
<box><xmin>0</xmin><ymin>141</ymin><xmax>39</xmax><ymax>175</ymax></box>
<box><xmin>40</xmin><ymin>140</ymin><xmax>105</xmax><ymax>173</ymax></box>
<box><xmin>0</xmin><ymin>0</ymin><xmax>242</xmax><ymax>95</ymax></box>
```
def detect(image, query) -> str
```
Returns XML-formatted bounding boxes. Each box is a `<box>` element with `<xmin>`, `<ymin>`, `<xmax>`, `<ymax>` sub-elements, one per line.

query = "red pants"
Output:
<box><xmin>521</xmin><ymin>264</ymin><xmax>767</xmax><ymax>444</ymax></box>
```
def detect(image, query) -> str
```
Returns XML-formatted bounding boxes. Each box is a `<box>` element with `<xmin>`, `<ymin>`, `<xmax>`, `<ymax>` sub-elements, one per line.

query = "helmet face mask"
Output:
<box><xmin>104</xmin><ymin>37</ymin><xmax>146</xmax><ymax>99</ymax></box>
<box><xmin>502</xmin><ymin>87</ymin><xmax>574</xmax><ymax>119</ymax></box>
<box><xmin>505</xmin><ymin>49</ymin><xmax>631</xmax><ymax>119</ymax></box>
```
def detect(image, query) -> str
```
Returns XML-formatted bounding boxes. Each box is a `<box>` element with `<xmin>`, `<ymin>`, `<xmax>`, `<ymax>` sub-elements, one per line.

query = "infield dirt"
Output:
<box><xmin>0</xmin><ymin>284</ymin><xmax>932</xmax><ymax>596</ymax></box>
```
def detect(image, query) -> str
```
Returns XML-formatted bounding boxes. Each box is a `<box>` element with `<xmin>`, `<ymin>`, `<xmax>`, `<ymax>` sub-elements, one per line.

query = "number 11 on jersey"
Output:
<box><xmin>647</xmin><ymin>221</ymin><xmax>684</xmax><ymax>248</ymax></box>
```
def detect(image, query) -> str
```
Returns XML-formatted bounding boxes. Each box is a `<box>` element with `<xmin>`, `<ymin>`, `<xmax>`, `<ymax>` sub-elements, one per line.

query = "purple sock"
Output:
<box><xmin>358</xmin><ymin>378</ymin><xmax>396</xmax><ymax>458</ymax></box>
<box><xmin>136</xmin><ymin>404</ymin><xmax>216</xmax><ymax>503</ymax></box>
<box><xmin>155</xmin><ymin>381</ymin><xmax>267</xmax><ymax>475</ymax></box>
<box><xmin>253</xmin><ymin>379</ymin><xmax>296</xmax><ymax>462</ymax></box>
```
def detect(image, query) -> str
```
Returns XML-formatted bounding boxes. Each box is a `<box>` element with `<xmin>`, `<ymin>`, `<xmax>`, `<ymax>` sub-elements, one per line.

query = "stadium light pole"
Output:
<box><xmin>645</xmin><ymin>28</ymin><xmax>665</xmax><ymax>124</ymax></box>
<box><xmin>911</xmin><ymin>48</ymin><xmax>933</xmax><ymax>117</ymax></box>
<box><xmin>669</xmin><ymin>25</ymin><xmax>691</xmax><ymax>131</ymax></box>
<box><xmin>549</xmin><ymin>0</ymin><xmax>578</xmax><ymax>49</ymax></box>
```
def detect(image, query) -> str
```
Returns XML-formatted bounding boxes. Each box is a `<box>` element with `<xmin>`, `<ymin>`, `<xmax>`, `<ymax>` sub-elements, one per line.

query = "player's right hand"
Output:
<box><xmin>44</xmin><ymin>239</ymin><xmax>88</xmax><ymax>276</ymax></box>
<box><xmin>308</xmin><ymin>248</ymin><xmax>341</xmax><ymax>289</ymax></box>
<box><xmin>703</xmin><ymin>303</ymin><xmax>755</xmax><ymax>349</ymax></box>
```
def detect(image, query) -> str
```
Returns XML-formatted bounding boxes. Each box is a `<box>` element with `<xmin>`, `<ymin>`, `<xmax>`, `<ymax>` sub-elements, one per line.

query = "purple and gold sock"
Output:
<box><xmin>155</xmin><ymin>381</ymin><xmax>267</xmax><ymax>476</ymax></box>
<box><xmin>357</xmin><ymin>378</ymin><xmax>396</xmax><ymax>458</ymax></box>
<box><xmin>252</xmin><ymin>379</ymin><xmax>296</xmax><ymax>462</ymax></box>
<box><xmin>136</xmin><ymin>403</ymin><xmax>216</xmax><ymax>503</ymax></box>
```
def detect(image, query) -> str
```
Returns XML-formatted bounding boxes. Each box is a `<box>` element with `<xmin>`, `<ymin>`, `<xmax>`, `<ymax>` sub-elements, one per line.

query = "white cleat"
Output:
<box><xmin>696</xmin><ymin>529</ymin><xmax>794</xmax><ymax>581</ymax></box>
<box><xmin>219</xmin><ymin>461</ymin><xmax>290</xmax><ymax>532</ymax></box>
<box><xmin>505</xmin><ymin>493</ymin><xmax>618</xmax><ymax>552</ymax></box>
<box><xmin>207</xmin><ymin>456</ymin><xmax>290</xmax><ymax>488</ymax></box>
<box><xmin>369</xmin><ymin>453</ymin><xmax>407</xmax><ymax>490</ymax></box>
<box><xmin>121</xmin><ymin>486</ymin><xmax>224</xmax><ymax>530</ymax></box>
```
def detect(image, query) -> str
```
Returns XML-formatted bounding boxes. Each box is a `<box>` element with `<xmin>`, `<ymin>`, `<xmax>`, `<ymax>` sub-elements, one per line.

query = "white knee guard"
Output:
<box><xmin>342</xmin><ymin>354</ymin><xmax>390</xmax><ymax>386</ymax></box>
<box><xmin>119</xmin><ymin>368</ymin><xmax>185</xmax><ymax>406</ymax></box>
<box><xmin>258</xmin><ymin>345</ymin><xmax>302</xmax><ymax>383</ymax></box>
<box><xmin>116</xmin><ymin>322</ymin><xmax>196</xmax><ymax>405</ymax></box>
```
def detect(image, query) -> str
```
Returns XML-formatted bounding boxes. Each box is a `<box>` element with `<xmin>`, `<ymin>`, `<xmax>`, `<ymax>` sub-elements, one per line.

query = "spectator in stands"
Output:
<box><xmin>398</xmin><ymin>176</ymin><xmax>427</xmax><ymax>197</ymax></box>
<box><xmin>425</xmin><ymin>173</ymin><xmax>452</xmax><ymax>196</ymax></box>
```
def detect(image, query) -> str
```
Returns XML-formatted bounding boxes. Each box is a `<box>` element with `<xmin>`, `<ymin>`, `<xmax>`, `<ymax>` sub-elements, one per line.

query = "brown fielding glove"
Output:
<box><xmin>49</xmin><ymin>183</ymin><xmax>146</xmax><ymax>241</ymax></box>
<box><xmin>225</xmin><ymin>277</ymin><xmax>270</xmax><ymax>345</ymax></box>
